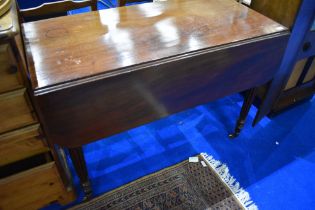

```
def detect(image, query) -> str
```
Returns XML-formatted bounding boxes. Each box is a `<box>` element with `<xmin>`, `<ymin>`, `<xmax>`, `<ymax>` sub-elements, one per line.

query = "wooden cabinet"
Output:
<box><xmin>0</xmin><ymin>2</ymin><xmax>75</xmax><ymax>209</ymax></box>
<box><xmin>0</xmin><ymin>160</ymin><xmax>75</xmax><ymax>210</ymax></box>
<box><xmin>0</xmin><ymin>89</ymin><xmax>36</xmax><ymax>133</ymax></box>
<box><xmin>250</xmin><ymin>0</ymin><xmax>301</xmax><ymax>29</ymax></box>
<box><xmin>0</xmin><ymin>124</ymin><xmax>49</xmax><ymax>165</ymax></box>
<box><xmin>0</xmin><ymin>43</ymin><xmax>23</xmax><ymax>93</ymax></box>
<box><xmin>250</xmin><ymin>0</ymin><xmax>315</xmax><ymax>116</ymax></box>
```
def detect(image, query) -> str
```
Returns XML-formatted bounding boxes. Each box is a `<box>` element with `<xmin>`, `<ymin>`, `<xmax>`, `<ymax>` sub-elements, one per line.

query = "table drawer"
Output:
<box><xmin>0</xmin><ymin>160</ymin><xmax>75</xmax><ymax>210</ymax></box>
<box><xmin>0</xmin><ymin>124</ymin><xmax>49</xmax><ymax>166</ymax></box>
<box><xmin>0</xmin><ymin>43</ymin><xmax>23</xmax><ymax>94</ymax></box>
<box><xmin>0</xmin><ymin>88</ymin><xmax>36</xmax><ymax>134</ymax></box>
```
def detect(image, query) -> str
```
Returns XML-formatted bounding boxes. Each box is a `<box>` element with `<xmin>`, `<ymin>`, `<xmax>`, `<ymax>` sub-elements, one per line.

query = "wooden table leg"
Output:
<box><xmin>229</xmin><ymin>87</ymin><xmax>258</xmax><ymax>139</ymax></box>
<box><xmin>68</xmin><ymin>147</ymin><xmax>92</xmax><ymax>200</ymax></box>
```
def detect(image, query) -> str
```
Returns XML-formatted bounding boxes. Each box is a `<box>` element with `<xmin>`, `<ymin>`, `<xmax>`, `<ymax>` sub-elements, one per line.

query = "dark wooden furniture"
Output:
<box><xmin>118</xmin><ymin>0</ymin><xmax>142</xmax><ymax>7</ymax></box>
<box><xmin>0</xmin><ymin>1</ymin><xmax>75</xmax><ymax>209</ymax></box>
<box><xmin>250</xmin><ymin>0</ymin><xmax>315</xmax><ymax>118</ymax></box>
<box><xmin>250</xmin><ymin>0</ymin><xmax>301</xmax><ymax>29</ymax></box>
<box><xmin>21</xmin><ymin>0</ymin><xmax>289</xmax><ymax>199</ymax></box>
<box><xmin>18</xmin><ymin>0</ymin><xmax>97</xmax><ymax>21</ymax></box>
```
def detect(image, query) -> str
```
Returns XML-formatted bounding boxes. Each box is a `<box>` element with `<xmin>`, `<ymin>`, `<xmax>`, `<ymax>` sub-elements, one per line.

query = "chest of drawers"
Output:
<box><xmin>0</xmin><ymin>2</ymin><xmax>75</xmax><ymax>209</ymax></box>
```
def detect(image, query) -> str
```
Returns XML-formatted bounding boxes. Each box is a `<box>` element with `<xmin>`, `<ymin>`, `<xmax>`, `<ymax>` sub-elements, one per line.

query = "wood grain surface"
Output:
<box><xmin>251</xmin><ymin>0</ymin><xmax>302</xmax><ymax>29</ymax></box>
<box><xmin>0</xmin><ymin>124</ymin><xmax>49</xmax><ymax>166</ymax></box>
<box><xmin>23</xmin><ymin>0</ymin><xmax>290</xmax><ymax>147</ymax></box>
<box><xmin>23</xmin><ymin>0</ymin><xmax>287</xmax><ymax>94</ymax></box>
<box><xmin>0</xmin><ymin>43</ymin><xmax>23</xmax><ymax>94</ymax></box>
<box><xmin>0</xmin><ymin>162</ymin><xmax>75</xmax><ymax>210</ymax></box>
<box><xmin>0</xmin><ymin>89</ymin><xmax>36</xmax><ymax>134</ymax></box>
<box><xmin>35</xmin><ymin>33</ymin><xmax>288</xmax><ymax>147</ymax></box>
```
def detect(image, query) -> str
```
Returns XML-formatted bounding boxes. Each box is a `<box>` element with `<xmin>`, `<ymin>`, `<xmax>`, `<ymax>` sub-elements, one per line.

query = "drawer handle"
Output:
<box><xmin>8</xmin><ymin>65</ymin><xmax>18</xmax><ymax>74</ymax></box>
<box><xmin>303</xmin><ymin>42</ymin><xmax>311</xmax><ymax>52</ymax></box>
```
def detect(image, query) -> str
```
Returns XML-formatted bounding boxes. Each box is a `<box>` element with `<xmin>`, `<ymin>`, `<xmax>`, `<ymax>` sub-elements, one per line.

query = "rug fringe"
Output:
<box><xmin>201</xmin><ymin>153</ymin><xmax>258</xmax><ymax>210</ymax></box>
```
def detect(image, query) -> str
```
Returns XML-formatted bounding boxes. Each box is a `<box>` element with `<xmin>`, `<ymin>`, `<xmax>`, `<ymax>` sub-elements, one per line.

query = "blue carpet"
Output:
<box><xmin>43</xmin><ymin>93</ymin><xmax>315</xmax><ymax>210</ymax></box>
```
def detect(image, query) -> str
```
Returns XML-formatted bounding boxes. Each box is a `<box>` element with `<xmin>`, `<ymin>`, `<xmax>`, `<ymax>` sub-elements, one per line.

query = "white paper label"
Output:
<box><xmin>189</xmin><ymin>157</ymin><xmax>199</xmax><ymax>163</ymax></box>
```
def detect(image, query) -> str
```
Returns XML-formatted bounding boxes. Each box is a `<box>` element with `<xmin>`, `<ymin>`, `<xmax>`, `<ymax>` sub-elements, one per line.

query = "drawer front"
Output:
<box><xmin>0</xmin><ymin>43</ymin><xmax>23</xmax><ymax>94</ymax></box>
<box><xmin>0</xmin><ymin>88</ymin><xmax>36</xmax><ymax>134</ymax></box>
<box><xmin>285</xmin><ymin>58</ymin><xmax>315</xmax><ymax>91</ymax></box>
<box><xmin>0</xmin><ymin>124</ymin><xmax>49</xmax><ymax>166</ymax></box>
<box><xmin>285</xmin><ymin>59</ymin><xmax>307</xmax><ymax>90</ymax></box>
<box><xmin>0</xmin><ymin>162</ymin><xmax>75</xmax><ymax>210</ymax></box>
<box><xmin>304</xmin><ymin>58</ymin><xmax>315</xmax><ymax>83</ymax></box>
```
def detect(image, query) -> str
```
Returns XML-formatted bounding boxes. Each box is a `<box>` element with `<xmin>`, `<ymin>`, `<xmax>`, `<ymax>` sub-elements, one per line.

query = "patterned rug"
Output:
<box><xmin>70</xmin><ymin>153</ymin><xmax>257</xmax><ymax>210</ymax></box>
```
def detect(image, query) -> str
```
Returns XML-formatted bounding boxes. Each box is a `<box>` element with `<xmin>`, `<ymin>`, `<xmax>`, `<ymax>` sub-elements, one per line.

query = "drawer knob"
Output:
<box><xmin>303</xmin><ymin>42</ymin><xmax>312</xmax><ymax>52</ymax></box>
<box><xmin>8</xmin><ymin>65</ymin><xmax>18</xmax><ymax>74</ymax></box>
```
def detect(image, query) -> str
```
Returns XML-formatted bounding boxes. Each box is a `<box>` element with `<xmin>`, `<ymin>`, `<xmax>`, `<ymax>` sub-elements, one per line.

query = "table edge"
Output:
<box><xmin>31</xmin><ymin>30</ymin><xmax>290</xmax><ymax>96</ymax></box>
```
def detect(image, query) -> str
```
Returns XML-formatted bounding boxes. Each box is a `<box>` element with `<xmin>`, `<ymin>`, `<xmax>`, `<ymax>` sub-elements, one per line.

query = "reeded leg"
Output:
<box><xmin>229</xmin><ymin>88</ymin><xmax>257</xmax><ymax>139</ymax></box>
<box><xmin>68</xmin><ymin>147</ymin><xmax>92</xmax><ymax>200</ymax></box>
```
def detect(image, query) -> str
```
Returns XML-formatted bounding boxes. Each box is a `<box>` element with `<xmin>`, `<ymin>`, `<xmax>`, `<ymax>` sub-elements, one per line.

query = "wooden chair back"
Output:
<box><xmin>19</xmin><ymin>0</ymin><xmax>97</xmax><ymax>20</ymax></box>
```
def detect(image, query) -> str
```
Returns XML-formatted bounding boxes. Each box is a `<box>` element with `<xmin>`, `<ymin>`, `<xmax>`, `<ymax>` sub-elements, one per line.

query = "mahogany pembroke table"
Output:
<box><xmin>22</xmin><ymin>0</ymin><xmax>289</xmax><ymax>199</ymax></box>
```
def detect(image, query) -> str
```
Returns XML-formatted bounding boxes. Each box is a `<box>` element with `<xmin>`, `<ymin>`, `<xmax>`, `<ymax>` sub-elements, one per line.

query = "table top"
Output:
<box><xmin>22</xmin><ymin>0</ymin><xmax>286</xmax><ymax>94</ymax></box>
